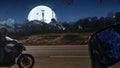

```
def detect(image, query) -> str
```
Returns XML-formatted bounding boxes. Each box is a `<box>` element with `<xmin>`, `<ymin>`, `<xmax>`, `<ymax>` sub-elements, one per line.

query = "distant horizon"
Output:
<box><xmin>0</xmin><ymin>13</ymin><xmax>117</xmax><ymax>24</ymax></box>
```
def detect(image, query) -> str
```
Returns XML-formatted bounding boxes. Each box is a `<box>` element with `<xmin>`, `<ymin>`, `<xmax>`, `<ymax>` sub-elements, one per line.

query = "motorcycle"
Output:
<box><xmin>0</xmin><ymin>36</ymin><xmax>35</xmax><ymax>68</ymax></box>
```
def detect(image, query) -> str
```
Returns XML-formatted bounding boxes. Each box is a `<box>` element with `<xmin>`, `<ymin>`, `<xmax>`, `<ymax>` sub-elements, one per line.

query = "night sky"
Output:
<box><xmin>0</xmin><ymin>0</ymin><xmax>120</xmax><ymax>23</ymax></box>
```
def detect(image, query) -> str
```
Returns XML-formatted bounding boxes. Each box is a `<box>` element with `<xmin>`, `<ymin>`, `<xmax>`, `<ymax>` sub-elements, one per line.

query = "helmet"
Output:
<box><xmin>0</xmin><ymin>26</ymin><xmax>9</xmax><ymax>35</ymax></box>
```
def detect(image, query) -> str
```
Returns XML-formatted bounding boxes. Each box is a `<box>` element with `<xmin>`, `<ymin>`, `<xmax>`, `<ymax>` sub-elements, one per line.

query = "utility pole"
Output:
<box><xmin>52</xmin><ymin>10</ymin><xmax>54</xmax><ymax>19</ymax></box>
<box><xmin>41</xmin><ymin>10</ymin><xmax>45</xmax><ymax>22</ymax></box>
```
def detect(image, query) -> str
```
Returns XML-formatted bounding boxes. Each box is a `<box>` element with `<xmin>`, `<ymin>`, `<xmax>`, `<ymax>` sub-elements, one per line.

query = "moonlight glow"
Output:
<box><xmin>28</xmin><ymin>5</ymin><xmax>57</xmax><ymax>24</ymax></box>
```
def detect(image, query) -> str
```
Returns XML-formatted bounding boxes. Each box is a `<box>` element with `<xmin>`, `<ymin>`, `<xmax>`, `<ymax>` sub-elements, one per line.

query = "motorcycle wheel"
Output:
<box><xmin>17</xmin><ymin>54</ymin><xmax>35</xmax><ymax>68</ymax></box>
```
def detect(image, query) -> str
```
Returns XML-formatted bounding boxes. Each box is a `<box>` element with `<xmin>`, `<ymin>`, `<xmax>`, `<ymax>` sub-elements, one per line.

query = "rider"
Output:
<box><xmin>0</xmin><ymin>26</ymin><xmax>8</xmax><ymax>63</ymax></box>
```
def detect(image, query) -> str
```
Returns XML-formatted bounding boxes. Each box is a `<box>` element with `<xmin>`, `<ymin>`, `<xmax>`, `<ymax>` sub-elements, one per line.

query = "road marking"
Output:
<box><xmin>50</xmin><ymin>56</ymin><xmax>89</xmax><ymax>58</ymax></box>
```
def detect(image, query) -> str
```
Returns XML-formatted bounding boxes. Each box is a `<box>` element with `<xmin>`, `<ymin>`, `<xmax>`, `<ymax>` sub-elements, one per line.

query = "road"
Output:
<box><xmin>2</xmin><ymin>45</ymin><xmax>120</xmax><ymax>68</ymax></box>
<box><xmin>24</xmin><ymin>45</ymin><xmax>90</xmax><ymax>68</ymax></box>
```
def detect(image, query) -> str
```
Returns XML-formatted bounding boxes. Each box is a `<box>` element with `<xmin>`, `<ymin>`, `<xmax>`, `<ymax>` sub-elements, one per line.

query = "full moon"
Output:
<box><xmin>28</xmin><ymin>5</ymin><xmax>57</xmax><ymax>24</ymax></box>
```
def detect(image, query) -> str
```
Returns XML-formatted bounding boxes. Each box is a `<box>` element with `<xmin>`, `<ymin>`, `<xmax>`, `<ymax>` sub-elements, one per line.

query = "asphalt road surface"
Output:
<box><xmin>1</xmin><ymin>45</ymin><xmax>120</xmax><ymax>68</ymax></box>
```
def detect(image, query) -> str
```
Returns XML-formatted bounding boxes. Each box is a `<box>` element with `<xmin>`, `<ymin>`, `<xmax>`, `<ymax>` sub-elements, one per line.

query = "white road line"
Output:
<box><xmin>50</xmin><ymin>56</ymin><xmax>89</xmax><ymax>58</ymax></box>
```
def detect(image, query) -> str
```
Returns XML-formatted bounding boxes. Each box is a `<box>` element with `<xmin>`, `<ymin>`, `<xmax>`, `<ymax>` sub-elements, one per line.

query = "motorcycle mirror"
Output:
<box><xmin>89</xmin><ymin>24</ymin><xmax>120</xmax><ymax>66</ymax></box>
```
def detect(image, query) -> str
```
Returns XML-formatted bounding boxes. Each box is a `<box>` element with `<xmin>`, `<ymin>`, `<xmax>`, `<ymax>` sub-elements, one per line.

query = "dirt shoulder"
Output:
<box><xmin>18</xmin><ymin>33</ymin><xmax>93</xmax><ymax>45</ymax></box>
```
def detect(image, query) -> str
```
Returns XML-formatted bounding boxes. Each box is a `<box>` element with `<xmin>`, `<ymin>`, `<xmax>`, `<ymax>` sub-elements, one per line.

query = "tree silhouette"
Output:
<box><xmin>115</xmin><ymin>12</ymin><xmax>120</xmax><ymax>23</ymax></box>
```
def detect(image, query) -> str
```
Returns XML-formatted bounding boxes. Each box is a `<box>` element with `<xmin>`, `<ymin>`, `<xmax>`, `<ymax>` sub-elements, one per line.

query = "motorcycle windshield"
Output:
<box><xmin>5</xmin><ymin>36</ymin><xmax>14</xmax><ymax>41</ymax></box>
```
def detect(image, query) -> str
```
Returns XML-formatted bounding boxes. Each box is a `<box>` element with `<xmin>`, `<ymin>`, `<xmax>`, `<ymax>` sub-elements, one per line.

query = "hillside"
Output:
<box><xmin>20</xmin><ymin>32</ymin><xmax>93</xmax><ymax>45</ymax></box>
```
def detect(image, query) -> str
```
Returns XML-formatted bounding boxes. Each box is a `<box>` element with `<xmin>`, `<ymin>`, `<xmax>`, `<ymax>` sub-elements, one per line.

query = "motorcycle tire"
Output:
<box><xmin>17</xmin><ymin>54</ymin><xmax>35</xmax><ymax>68</ymax></box>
